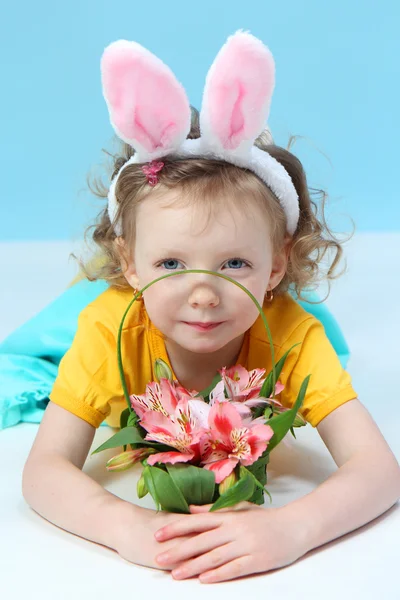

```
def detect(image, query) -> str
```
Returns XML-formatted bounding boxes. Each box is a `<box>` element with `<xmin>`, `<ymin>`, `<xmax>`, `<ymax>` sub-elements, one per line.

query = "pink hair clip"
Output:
<box><xmin>141</xmin><ymin>160</ymin><xmax>165</xmax><ymax>186</ymax></box>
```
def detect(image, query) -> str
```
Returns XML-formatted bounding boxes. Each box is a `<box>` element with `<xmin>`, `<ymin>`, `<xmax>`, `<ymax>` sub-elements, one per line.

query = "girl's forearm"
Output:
<box><xmin>22</xmin><ymin>453</ymin><xmax>137</xmax><ymax>550</ymax></box>
<box><xmin>283</xmin><ymin>449</ymin><xmax>400</xmax><ymax>552</ymax></box>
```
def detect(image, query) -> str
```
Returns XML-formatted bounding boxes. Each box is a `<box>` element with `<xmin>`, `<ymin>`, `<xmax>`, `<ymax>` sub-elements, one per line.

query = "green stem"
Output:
<box><xmin>117</xmin><ymin>270</ymin><xmax>276</xmax><ymax>412</ymax></box>
<box><xmin>117</xmin><ymin>289</ymin><xmax>144</xmax><ymax>410</ymax></box>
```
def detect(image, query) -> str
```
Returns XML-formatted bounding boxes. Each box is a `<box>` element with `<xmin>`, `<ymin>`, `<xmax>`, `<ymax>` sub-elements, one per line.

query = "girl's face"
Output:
<box><xmin>125</xmin><ymin>190</ymin><xmax>289</xmax><ymax>356</ymax></box>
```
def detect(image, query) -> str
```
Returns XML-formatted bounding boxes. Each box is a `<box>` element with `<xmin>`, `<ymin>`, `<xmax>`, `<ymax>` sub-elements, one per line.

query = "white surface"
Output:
<box><xmin>1</xmin><ymin>234</ymin><xmax>400</xmax><ymax>599</ymax></box>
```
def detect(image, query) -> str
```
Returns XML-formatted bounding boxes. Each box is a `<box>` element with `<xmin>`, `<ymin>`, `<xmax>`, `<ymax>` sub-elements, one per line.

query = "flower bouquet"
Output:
<box><xmin>92</xmin><ymin>271</ymin><xmax>310</xmax><ymax>513</ymax></box>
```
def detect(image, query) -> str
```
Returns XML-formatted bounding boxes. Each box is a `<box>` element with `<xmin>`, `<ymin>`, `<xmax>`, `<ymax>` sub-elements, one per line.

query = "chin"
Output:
<box><xmin>175</xmin><ymin>337</ymin><xmax>228</xmax><ymax>355</ymax></box>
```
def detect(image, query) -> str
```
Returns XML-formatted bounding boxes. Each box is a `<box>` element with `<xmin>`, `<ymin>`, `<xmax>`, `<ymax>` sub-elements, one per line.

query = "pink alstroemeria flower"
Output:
<box><xmin>130</xmin><ymin>378</ymin><xmax>196</xmax><ymax>420</ymax></box>
<box><xmin>130</xmin><ymin>378</ymin><xmax>204</xmax><ymax>466</ymax></box>
<box><xmin>221</xmin><ymin>365</ymin><xmax>267</xmax><ymax>400</ymax></box>
<box><xmin>199</xmin><ymin>401</ymin><xmax>274</xmax><ymax>483</ymax></box>
<box><xmin>210</xmin><ymin>364</ymin><xmax>285</xmax><ymax>418</ymax></box>
<box><xmin>139</xmin><ymin>398</ymin><xmax>206</xmax><ymax>466</ymax></box>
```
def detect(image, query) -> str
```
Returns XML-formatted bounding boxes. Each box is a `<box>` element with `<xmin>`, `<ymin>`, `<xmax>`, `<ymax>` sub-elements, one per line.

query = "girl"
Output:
<box><xmin>22</xmin><ymin>32</ymin><xmax>399</xmax><ymax>584</ymax></box>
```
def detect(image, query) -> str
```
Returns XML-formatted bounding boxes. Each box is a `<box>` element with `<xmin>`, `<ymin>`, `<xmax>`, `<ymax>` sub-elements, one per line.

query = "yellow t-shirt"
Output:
<box><xmin>49</xmin><ymin>286</ymin><xmax>357</xmax><ymax>429</ymax></box>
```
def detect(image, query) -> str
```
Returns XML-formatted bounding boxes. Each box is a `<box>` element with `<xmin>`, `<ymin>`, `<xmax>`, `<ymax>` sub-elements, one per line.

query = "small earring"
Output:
<box><xmin>133</xmin><ymin>287</ymin><xmax>144</xmax><ymax>301</ymax></box>
<box><xmin>265</xmin><ymin>288</ymin><xmax>274</xmax><ymax>302</ymax></box>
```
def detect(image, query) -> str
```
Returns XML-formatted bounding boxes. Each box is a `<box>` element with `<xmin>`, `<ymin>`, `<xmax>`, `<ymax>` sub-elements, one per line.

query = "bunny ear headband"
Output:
<box><xmin>101</xmin><ymin>31</ymin><xmax>299</xmax><ymax>236</ymax></box>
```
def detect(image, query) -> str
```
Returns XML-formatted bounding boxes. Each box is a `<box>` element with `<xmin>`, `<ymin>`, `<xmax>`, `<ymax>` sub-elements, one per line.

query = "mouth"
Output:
<box><xmin>183</xmin><ymin>321</ymin><xmax>224</xmax><ymax>332</ymax></box>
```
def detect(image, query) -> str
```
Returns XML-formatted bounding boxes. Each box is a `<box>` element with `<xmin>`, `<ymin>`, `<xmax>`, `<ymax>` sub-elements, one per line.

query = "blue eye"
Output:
<box><xmin>160</xmin><ymin>259</ymin><xmax>183</xmax><ymax>270</ymax></box>
<box><xmin>224</xmin><ymin>258</ymin><xmax>248</xmax><ymax>269</ymax></box>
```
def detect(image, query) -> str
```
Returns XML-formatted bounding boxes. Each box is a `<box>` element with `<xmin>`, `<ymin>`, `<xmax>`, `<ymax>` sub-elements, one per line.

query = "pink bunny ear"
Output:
<box><xmin>101</xmin><ymin>40</ymin><xmax>191</xmax><ymax>160</ymax></box>
<box><xmin>200</xmin><ymin>31</ymin><xmax>275</xmax><ymax>155</ymax></box>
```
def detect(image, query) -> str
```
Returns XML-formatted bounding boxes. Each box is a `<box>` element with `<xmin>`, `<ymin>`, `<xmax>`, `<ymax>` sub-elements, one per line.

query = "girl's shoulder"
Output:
<box><xmin>79</xmin><ymin>285</ymin><xmax>148</xmax><ymax>334</ymax></box>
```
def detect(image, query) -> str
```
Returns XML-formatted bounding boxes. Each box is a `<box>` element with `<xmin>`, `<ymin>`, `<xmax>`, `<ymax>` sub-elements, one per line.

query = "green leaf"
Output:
<box><xmin>263</xmin><ymin>406</ymin><xmax>273</xmax><ymax>420</ymax></box>
<box><xmin>91</xmin><ymin>427</ymin><xmax>148</xmax><ymax>455</ymax></box>
<box><xmin>196</xmin><ymin>373</ymin><xmax>222</xmax><ymax>402</ymax></box>
<box><xmin>127</xmin><ymin>412</ymin><xmax>138</xmax><ymax>427</ymax></box>
<box><xmin>143</xmin><ymin>465</ymin><xmax>190</xmax><ymax>513</ymax></box>
<box><xmin>119</xmin><ymin>409</ymin><xmax>130</xmax><ymax>451</ymax></box>
<box><xmin>245</xmin><ymin>455</ymin><xmax>270</xmax><ymax>505</ymax></box>
<box><xmin>120</xmin><ymin>408</ymin><xmax>130</xmax><ymax>429</ymax></box>
<box><xmin>266</xmin><ymin>375</ymin><xmax>311</xmax><ymax>453</ymax></box>
<box><xmin>241</xmin><ymin>465</ymin><xmax>272</xmax><ymax>501</ymax></box>
<box><xmin>259</xmin><ymin>343</ymin><xmax>301</xmax><ymax>400</ymax></box>
<box><xmin>166</xmin><ymin>464</ymin><xmax>215</xmax><ymax>506</ymax></box>
<box><xmin>244</xmin><ymin>466</ymin><xmax>273</xmax><ymax>504</ymax></box>
<box><xmin>210</xmin><ymin>467</ymin><xmax>255</xmax><ymax>512</ymax></box>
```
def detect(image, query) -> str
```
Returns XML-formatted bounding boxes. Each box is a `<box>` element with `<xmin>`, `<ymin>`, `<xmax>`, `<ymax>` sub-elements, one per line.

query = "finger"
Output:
<box><xmin>199</xmin><ymin>555</ymin><xmax>253</xmax><ymax>584</ymax></box>
<box><xmin>154</xmin><ymin>535</ymin><xmax>194</xmax><ymax>571</ymax></box>
<box><xmin>190</xmin><ymin>501</ymin><xmax>255</xmax><ymax>514</ymax></box>
<box><xmin>227</xmin><ymin>501</ymin><xmax>251</xmax><ymax>511</ymax></box>
<box><xmin>234</xmin><ymin>501</ymin><xmax>261</xmax><ymax>510</ymax></box>
<box><xmin>189</xmin><ymin>504</ymin><xmax>212</xmax><ymax>513</ymax></box>
<box><xmin>155</xmin><ymin>513</ymin><xmax>221</xmax><ymax>542</ymax></box>
<box><xmin>156</xmin><ymin>528</ymin><xmax>232</xmax><ymax>568</ymax></box>
<box><xmin>171</xmin><ymin>543</ymin><xmax>241</xmax><ymax>580</ymax></box>
<box><xmin>222</xmin><ymin>501</ymin><xmax>261</xmax><ymax>512</ymax></box>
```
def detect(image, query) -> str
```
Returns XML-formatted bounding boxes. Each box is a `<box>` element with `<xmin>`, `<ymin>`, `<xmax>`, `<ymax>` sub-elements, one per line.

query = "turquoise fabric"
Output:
<box><xmin>0</xmin><ymin>280</ymin><xmax>350</xmax><ymax>429</ymax></box>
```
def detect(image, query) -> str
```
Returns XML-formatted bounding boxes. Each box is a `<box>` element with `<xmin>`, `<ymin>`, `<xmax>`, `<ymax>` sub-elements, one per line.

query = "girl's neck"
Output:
<box><xmin>165</xmin><ymin>334</ymin><xmax>245</xmax><ymax>392</ymax></box>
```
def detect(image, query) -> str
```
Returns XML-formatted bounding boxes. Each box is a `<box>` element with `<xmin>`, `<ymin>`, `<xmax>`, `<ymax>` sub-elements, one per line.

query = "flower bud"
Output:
<box><xmin>106</xmin><ymin>447</ymin><xmax>156</xmax><ymax>472</ymax></box>
<box><xmin>293</xmin><ymin>412</ymin><xmax>307</xmax><ymax>427</ymax></box>
<box><xmin>218</xmin><ymin>471</ymin><xmax>237</xmax><ymax>495</ymax></box>
<box><xmin>263</xmin><ymin>405</ymin><xmax>274</xmax><ymax>420</ymax></box>
<box><xmin>137</xmin><ymin>473</ymin><xmax>148</xmax><ymax>498</ymax></box>
<box><xmin>154</xmin><ymin>358</ymin><xmax>173</xmax><ymax>382</ymax></box>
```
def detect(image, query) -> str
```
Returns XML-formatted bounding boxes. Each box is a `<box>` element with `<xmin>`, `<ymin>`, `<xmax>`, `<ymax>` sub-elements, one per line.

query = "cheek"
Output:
<box><xmin>142</xmin><ymin>296</ymin><xmax>168</xmax><ymax>332</ymax></box>
<box><xmin>142</xmin><ymin>281</ymin><xmax>179</xmax><ymax>313</ymax></box>
<box><xmin>230</xmin><ymin>289</ymin><xmax>263</xmax><ymax>328</ymax></box>
<box><xmin>234</xmin><ymin>275</ymin><xmax>267</xmax><ymax>305</ymax></box>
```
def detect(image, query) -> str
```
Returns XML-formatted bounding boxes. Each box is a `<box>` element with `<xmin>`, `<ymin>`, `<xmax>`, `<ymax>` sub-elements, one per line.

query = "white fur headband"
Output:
<box><xmin>101</xmin><ymin>31</ymin><xmax>299</xmax><ymax>236</ymax></box>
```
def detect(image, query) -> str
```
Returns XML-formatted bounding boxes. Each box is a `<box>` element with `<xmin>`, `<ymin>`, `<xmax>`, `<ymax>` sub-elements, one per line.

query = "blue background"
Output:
<box><xmin>2</xmin><ymin>0</ymin><xmax>399</xmax><ymax>241</ymax></box>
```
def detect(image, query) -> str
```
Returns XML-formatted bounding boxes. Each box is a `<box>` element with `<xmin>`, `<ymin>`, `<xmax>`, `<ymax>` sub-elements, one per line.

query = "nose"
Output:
<box><xmin>188</xmin><ymin>283</ymin><xmax>220</xmax><ymax>308</ymax></box>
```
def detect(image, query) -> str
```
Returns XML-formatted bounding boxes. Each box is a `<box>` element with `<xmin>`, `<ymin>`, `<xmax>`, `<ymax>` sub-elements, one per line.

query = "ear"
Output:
<box><xmin>101</xmin><ymin>40</ymin><xmax>192</xmax><ymax>161</ymax></box>
<box><xmin>124</xmin><ymin>263</ymin><xmax>140</xmax><ymax>290</ymax></box>
<box><xmin>268</xmin><ymin>236</ymin><xmax>292</xmax><ymax>290</ymax></box>
<box><xmin>200</xmin><ymin>31</ymin><xmax>275</xmax><ymax>156</ymax></box>
<box><xmin>114</xmin><ymin>236</ymin><xmax>140</xmax><ymax>289</ymax></box>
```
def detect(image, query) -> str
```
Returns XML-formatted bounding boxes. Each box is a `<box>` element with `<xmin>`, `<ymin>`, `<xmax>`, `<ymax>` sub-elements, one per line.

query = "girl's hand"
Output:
<box><xmin>154</xmin><ymin>502</ymin><xmax>310</xmax><ymax>583</ymax></box>
<box><xmin>114</xmin><ymin>503</ymin><xmax>196</xmax><ymax>571</ymax></box>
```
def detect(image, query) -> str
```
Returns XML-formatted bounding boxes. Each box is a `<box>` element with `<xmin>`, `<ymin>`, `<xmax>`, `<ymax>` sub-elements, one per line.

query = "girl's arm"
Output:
<box><xmin>22</xmin><ymin>401</ymin><xmax>134</xmax><ymax>549</ymax></box>
<box><xmin>284</xmin><ymin>398</ymin><xmax>400</xmax><ymax>550</ymax></box>
<box><xmin>22</xmin><ymin>401</ymin><xmax>193</xmax><ymax>569</ymax></box>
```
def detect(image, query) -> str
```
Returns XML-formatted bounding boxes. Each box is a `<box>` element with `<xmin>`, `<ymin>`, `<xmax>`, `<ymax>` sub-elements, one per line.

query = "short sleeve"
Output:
<box><xmin>49</xmin><ymin>305</ymin><xmax>122</xmax><ymax>428</ymax></box>
<box><xmin>278</xmin><ymin>318</ymin><xmax>358</xmax><ymax>427</ymax></box>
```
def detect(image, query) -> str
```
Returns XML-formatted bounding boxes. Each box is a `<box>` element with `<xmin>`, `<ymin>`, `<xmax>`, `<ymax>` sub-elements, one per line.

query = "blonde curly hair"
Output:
<box><xmin>82</xmin><ymin>108</ymin><xmax>352</xmax><ymax>302</ymax></box>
